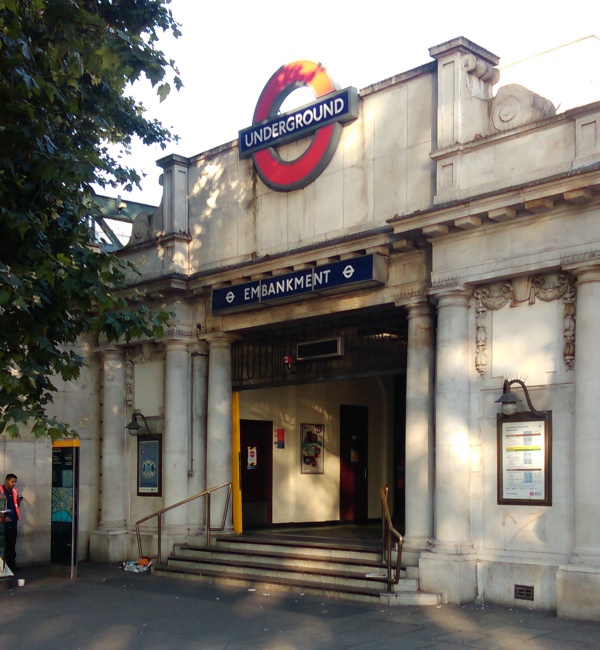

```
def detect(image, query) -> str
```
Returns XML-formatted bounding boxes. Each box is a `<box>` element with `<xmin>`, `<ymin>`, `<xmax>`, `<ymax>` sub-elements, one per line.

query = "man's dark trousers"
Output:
<box><xmin>4</xmin><ymin>520</ymin><xmax>17</xmax><ymax>571</ymax></box>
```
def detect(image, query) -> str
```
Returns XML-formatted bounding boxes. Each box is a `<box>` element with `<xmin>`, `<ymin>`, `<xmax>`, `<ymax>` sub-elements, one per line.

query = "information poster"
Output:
<box><xmin>301</xmin><ymin>423</ymin><xmax>324</xmax><ymax>474</ymax></box>
<box><xmin>497</xmin><ymin>413</ymin><xmax>551</xmax><ymax>506</ymax></box>
<box><xmin>137</xmin><ymin>436</ymin><xmax>162</xmax><ymax>496</ymax></box>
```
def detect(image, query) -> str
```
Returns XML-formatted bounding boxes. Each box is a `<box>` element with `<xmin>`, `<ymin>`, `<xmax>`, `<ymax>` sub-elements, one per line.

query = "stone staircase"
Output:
<box><xmin>153</xmin><ymin>534</ymin><xmax>441</xmax><ymax>605</ymax></box>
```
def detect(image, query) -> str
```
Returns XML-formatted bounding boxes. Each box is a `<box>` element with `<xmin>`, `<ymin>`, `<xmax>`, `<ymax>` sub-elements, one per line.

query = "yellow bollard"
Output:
<box><xmin>231</xmin><ymin>391</ymin><xmax>243</xmax><ymax>534</ymax></box>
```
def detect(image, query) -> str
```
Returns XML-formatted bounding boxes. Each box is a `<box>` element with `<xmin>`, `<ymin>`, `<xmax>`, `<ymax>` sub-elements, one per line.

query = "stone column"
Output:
<box><xmin>557</xmin><ymin>262</ymin><xmax>600</xmax><ymax>620</ymax></box>
<box><xmin>163</xmin><ymin>338</ymin><xmax>191</xmax><ymax>534</ymax></box>
<box><xmin>205</xmin><ymin>333</ymin><xmax>234</xmax><ymax>532</ymax></box>
<box><xmin>419</xmin><ymin>287</ymin><xmax>476</xmax><ymax>603</ymax></box>
<box><xmin>90</xmin><ymin>347</ymin><xmax>128</xmax><ymax>562</ymax></box>
<box><xmin>403</xmin><ymin>298</ymin><xmax>435</xmax><ymax>564</ymax></box>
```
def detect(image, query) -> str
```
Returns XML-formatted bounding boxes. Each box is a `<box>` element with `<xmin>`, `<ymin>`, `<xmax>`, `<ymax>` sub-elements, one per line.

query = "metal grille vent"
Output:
<box><xmin>514</xmin><ymin>584</ymin><xmax>534</xmax><ymax>601</ymax></box>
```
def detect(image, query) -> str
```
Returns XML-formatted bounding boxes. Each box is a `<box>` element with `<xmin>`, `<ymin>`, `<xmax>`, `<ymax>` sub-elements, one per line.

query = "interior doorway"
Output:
<box><xmin>339</xmin><ymin>405</ymin><xmax>369</xmax><ymax>522</ymax></box>
<box><xmin>240</xmin><ymin>419</ymin><xmax>273</xmax><ymax>527</ymax></box>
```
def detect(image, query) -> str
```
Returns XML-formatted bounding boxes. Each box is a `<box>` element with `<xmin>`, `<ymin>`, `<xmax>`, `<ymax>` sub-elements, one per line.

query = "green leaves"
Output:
<box><xmin>0</xmin><ymin>0</ymin><xmax>179</xmax><ymax>438</ymax></box>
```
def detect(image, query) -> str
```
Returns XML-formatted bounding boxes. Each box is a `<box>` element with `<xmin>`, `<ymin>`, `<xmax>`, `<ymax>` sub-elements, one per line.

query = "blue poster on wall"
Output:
<box><xmin>138</xmin><ymin>437</ymin><xmax>161</xmax><ymax>496</ymax></box>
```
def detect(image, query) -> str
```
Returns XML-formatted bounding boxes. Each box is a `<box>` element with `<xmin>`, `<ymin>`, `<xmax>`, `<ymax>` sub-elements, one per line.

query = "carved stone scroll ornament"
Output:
<box><xmin>125</xmin><ymin>358</ymin><xmax>134</xmax><ymax>409</ymax></box>
<box><xmin>462</xmin><ymin>54</ymin><xmax>500</xmax><ymax>83</ymax></box>
<box><xmin>532</xmin><ymin>273</ymin><xmax>576</xmax><ymax>370</ymax></box>
<box><xmin>491</xmin><ymin>84</ymin><xmax>556</xmax><ymax>132</ymax></box>
<box><xmin>473</xmin><ymin>283</ymin><xmax>513</xmax><ymax>377</ymax></box>
<box><xmin>473</xmin><ymin>274</ymin><xmax>576</xmax><ymax>377</ymax></box>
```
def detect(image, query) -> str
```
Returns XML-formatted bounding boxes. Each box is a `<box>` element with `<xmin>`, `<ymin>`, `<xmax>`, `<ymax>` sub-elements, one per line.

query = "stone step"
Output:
<box><xmin>157</xmin><ymin>535</ymin><xmax>441</xmax><ymax>606</ymax></box>
<box><xmin>155</xmin><ymin>564</ymin><xmax>441</xmax><ymax>606</ymax></box>
<box><xmin>177</xmin><ymin>544</ymin><xmax>396</xmax><ymax>575</ymax></box>
<box><xmin>166</xmin><ymin>554</ymin><xmax>418</xmax><ymax>591</ymax></box>
<box><xmin>212</xmin><ymin>535</ymin><xmax>385</xmax><ymax>562</ymax></box>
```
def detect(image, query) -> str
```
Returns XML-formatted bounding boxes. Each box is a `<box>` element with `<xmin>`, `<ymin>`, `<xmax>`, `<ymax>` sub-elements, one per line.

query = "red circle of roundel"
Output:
<box><xmin>252</xmin><ymin>61</ymin><xmax>342</xmax><ymax>192</ymax></box>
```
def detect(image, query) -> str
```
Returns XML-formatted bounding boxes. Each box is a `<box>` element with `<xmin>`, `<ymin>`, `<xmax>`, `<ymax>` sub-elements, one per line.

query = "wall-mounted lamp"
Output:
<box><xmin>125</xmin><ymin>410</ymin><xmax>151</xmax><ymax>436</ymax></box>
<box><xmin>495</xmin><ymin>379</ymin><xmax>544</xmax><ymax>417</ymax></box>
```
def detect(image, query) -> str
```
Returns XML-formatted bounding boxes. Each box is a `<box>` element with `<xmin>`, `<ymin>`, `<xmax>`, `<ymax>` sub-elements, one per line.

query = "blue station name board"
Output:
<box><xmin>212</xmin><ymin>254</ymin><xmax>387</xmax><ymax>314</ymax></box>
<box><xmin>239</xmin><ymin>87</ymin><xmax>358</xmax><ymax>159</ymax></box>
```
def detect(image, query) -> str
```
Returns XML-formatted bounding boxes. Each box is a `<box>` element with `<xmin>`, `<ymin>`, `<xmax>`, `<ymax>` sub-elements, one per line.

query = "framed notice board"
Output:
<box><xmin>497</xmin><ymin>412</ymin><xmax>552</xmax><ymax>506</ymax></box>
<box><xmin>137</xmin><ymin>435</ymin><xmax>162</xmax><ymax>497</ymax></box>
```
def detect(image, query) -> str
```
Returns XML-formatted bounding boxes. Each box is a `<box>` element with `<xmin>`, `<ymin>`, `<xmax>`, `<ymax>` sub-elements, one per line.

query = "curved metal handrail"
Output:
<box><xmin>135</xmin><ymin>481</ymin><xmax>232</xmax><ymax>565</ymax></box>
<box><xmin>380</xmin><ymin>484</ymin><xmax>403</xmax><ymax>592</ymax></box>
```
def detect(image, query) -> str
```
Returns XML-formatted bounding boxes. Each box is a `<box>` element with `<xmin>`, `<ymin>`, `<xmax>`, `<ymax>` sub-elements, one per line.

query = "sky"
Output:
<box><xmin>116</xmin><ymin>0</ymin><xmax>600</xmax><ymax>206</ymax></box>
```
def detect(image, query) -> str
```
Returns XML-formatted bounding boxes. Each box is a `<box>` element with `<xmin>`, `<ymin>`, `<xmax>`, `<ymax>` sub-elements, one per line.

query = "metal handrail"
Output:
<box><xmin>380</xmin><ymin>484</ymin><xmax>403</xmax><ymax>592</ymax></box>
<box><xmin>135</xmin><ymin>481</ymin><xmax>232</xmax><ymax>565</ymax></box>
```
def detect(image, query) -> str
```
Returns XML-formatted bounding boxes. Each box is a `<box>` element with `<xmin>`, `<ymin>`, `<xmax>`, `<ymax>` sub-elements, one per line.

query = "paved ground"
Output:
<box><xmin>1</xmin><ymin>563</ymin><xmax>599</xmax><ymax>649</ymax></box>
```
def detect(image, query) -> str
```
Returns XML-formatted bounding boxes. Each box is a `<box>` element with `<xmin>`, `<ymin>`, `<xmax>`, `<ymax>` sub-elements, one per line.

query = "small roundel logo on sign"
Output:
<box><xmin>239</xmin><ymin>61</ymin><xmax>358</xmax><ymax>192</ymax></box>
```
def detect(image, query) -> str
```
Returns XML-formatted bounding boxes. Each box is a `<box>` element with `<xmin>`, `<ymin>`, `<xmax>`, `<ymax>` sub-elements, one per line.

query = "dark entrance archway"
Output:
<box><xmin>232</xmin><ymin>305</ymin><xmax>409</xmax><ymax>530</ymax></box>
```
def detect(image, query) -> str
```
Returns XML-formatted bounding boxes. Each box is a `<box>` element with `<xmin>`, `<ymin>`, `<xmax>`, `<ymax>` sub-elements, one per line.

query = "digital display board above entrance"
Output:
<box><xmin>212</xmin><ymin>254</ymin><xmax>387</xmax><ymax>314</ymax></box>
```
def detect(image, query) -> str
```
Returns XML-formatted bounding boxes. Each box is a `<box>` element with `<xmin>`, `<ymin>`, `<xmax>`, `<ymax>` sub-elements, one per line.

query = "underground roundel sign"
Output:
<box><xmin>239</xmin><ymin>61</ymin><xmax>359</xmax><ymax>192</ymax></box>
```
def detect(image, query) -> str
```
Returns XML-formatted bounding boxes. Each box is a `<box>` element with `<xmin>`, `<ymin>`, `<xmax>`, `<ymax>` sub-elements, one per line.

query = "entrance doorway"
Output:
<box><xmin>240</xmin><ymin>419</ymin><xmax>273</xmax><ymax>527</ymax></box>
<box><xmin>339</xmin><ymin>405</ymin><xmax>369</xmax><ymax>522</ymax></box>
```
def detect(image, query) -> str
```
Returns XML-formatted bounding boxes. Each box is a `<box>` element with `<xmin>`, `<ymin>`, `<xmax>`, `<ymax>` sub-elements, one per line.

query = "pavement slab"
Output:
<box><xmin>1</xmin><ymin>563</ymin><xmax>600</xmax><ymax>649</ymax></box>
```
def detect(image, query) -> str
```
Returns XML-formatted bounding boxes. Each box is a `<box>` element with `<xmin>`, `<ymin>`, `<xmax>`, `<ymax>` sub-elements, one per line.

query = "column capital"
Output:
<box><xmin>562</xmin><ymin>258</ymin><xmax>600</xmax><ymax>285</ymax></box>
<box><xmin>98</xmin><ymin>345</ymin><xmax>125</xmax><ymax>358</ymax></box>
<box><xmin>430</xmin><ymin>285</ymin><xmax>473</xmax><ymax>308</ymax></box>
<box><xmin>406</xmin><ymin>296</ymin><xmax>434</xmax><ymax>319</ymax></box>
<box><xmin>202</xmin><ymin>331</ymin><xmax>239</xmax><ymax>349</ymax></box>
<box><xmin>164</xmin><ymin>336</ymin><xmax>192</xmax><ymax>352</ymax></box>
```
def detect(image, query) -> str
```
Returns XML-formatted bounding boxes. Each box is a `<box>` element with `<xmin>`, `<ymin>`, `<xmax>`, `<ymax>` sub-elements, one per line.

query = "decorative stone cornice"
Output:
<box><xmin>389</xmin><ymin>166</ymin><xmax>600</xmax><ymax>244</ymax></box>
<box><xmin>429</xmin><ymin>37</ymin><xmax>499</xmax><ymax>67</ymax></box>
<box><xmin>562</xmin><ymin>249</ymin><xmax>600</xmax><ymax>267</ymax></box>
<box><xmin>392</xmin><ymin>287</ymin><xmax>429</xmax><ymax>306</ymax></box>
<box><xmin>429</xmin><ymin>276</ymin><xmax>463</xmax><ymax>291</ymax></box>
<box><xmin>163</xmin><ymin>326</ymin><xmax>195</xmax><ymax>340</ymax></box>
<box><xmin>188</xmin><ymin>237</ymin><xmax>394</xmax><ymax>296</ymax></box>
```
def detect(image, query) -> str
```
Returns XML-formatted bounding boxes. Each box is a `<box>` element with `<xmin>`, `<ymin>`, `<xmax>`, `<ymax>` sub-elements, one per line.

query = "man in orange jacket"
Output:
<box><xmin>1</xmin><ymin>474</ymin><xmax>22</xmax><ymax>572</ymax></box>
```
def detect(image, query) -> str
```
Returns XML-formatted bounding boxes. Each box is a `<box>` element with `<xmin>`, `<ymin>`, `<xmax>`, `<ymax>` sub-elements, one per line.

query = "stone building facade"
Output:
<box><xmin>4</xmin><ymin>36</ymin><xmax>600</xmax><ymax>620</ymax></box>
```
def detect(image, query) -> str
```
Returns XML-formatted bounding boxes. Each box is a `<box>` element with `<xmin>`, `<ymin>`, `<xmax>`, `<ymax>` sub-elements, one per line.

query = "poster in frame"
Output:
<box><xmin>137</xmin><ymin>435</ymin><xmax>162</xmax><ymax>497</ymax></box>
<box><xmin>301</xmin><ymin>423</ymin><xmax>324</xmax><ymax>474</ymax></box>
<box><xmin>497</xmin><ymin>411</ymin><xmax>552</xmax><ymax>506</ymax></box>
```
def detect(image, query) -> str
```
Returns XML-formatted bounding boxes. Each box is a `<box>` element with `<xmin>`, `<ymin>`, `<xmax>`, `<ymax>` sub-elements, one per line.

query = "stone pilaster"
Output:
<box><xmin>90</xmin><ymin>347</ymin><xmax>128</xmax><ymax>562</ymax></box>
<box><xmin>557</xmin><ymin>261</ymin><xmax>600</xmax><ymax>620</ymax></box>
<box><xmin>205</xmin><ymin>333</ymin><xmax>235</xmax><ymax>532</ymax></box>
<box><xmin>429</xmin><ymin>37</ymin><xmax>499</xmax><ymax>149</ymax></box>
<box><xmin>156</xmin><ymin>153</ymin><xmax>189</xmax><ymax>235</ymax></box>
<box><xmin>189</xmin><ymin>341</ymin><xmax>209</xmax><ymax>534</ymax></box>
<box><xmin>162</xmin><ymin>338</ymin><xmax>191</xmax><ymax>535</ymax></box>
<box><xmin>429</xmin><ymin>38</ymin><xmax>499</xmax><ymax>204</ymax></box>
<box><xmin>403</xmin><ymin>298</ymin><xmax>435</xmax><ymax>564</ymax></box>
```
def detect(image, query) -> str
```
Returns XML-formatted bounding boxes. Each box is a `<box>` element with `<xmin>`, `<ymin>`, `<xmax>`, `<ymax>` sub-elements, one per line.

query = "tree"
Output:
<box><xmin>0</xmin><ymin>0</ymin><xmax>181</xmax><ymax>439</ymax></box>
